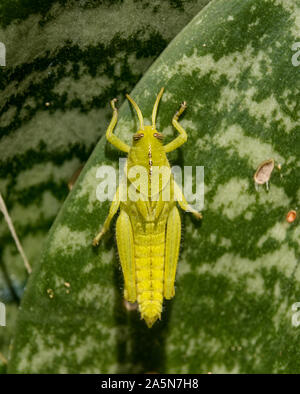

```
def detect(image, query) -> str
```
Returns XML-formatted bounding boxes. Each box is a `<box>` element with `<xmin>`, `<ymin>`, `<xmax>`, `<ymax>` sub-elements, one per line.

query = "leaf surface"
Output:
<box><xmin>8</xmin><ymin>0</ymin><xmax>300</xmax><ymax>373</ymax></box>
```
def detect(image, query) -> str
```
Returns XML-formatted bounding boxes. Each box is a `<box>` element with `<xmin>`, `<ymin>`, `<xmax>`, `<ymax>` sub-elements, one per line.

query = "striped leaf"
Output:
<box><xmin>0</xmin><ymin>0</ymin><xmax>210</xmax><ymax>366</ymax></box>
<box><xmin>8</xmin><ymin>0</ymin><xmax>300</xmax><ymax>373</ymax></box>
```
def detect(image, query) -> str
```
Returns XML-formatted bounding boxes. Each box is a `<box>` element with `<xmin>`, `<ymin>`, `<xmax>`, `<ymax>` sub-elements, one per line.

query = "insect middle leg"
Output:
<box><xmin>164</xmin><ymin>205</ymin><xmax>181</xmax><ymax>299</ymax></box>
<box><xmin>173</xmin><ymin>180</ymin><xmax>202</xmax><ymax>220</ymax></box>
<box><xmin>93</xmin><ymin>186</ymin><xmax>120</xmax><ymax>246</ymax></box>
<box><xmin>116</xmin><ymin>210</ymin><xmax>136</xmax><ymax>303</ymax></box>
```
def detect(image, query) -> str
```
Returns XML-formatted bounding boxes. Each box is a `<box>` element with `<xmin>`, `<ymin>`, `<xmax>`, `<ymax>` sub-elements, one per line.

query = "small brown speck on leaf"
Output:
<box><xmin>286</xmin><ymin>210</ymin><xmax>297</xmax><ymax>223</ymax></box>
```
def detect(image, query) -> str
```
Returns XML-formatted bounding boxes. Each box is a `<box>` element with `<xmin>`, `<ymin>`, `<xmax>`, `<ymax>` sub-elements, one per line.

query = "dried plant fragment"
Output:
<box><xmin>68</xmin><ymin>165</ymin><xmax>84</xmax><ymax>191</ymax></box>
<box><xmin>254</xmin><ymin>159</ymin><xmax>275</xmax><ymax>191</ymax></box>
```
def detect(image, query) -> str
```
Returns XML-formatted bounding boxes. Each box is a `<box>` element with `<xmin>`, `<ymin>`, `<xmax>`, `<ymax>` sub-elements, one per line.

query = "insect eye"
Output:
<box><xmin>133</xmin><ymin>133</ymin><xmax>144</xmax><ymax>141</ymax></box>
<box><xmin>153</xmin><ymin>132</ymin><xmax>163</xmax><ymax>140</ymax></box>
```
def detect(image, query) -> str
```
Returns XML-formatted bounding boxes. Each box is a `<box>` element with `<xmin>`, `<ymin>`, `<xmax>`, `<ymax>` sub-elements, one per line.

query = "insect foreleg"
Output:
<box><xmin>164</xmin><ymin>101</ymin><xmax>187</xmax><ymax>153</ymax></box>
<box><xmin>116</xmin><ymin>210</ymin><xmax>136</xmax><ymax>302</ymax></box>
<box><xmin>106</xmin><ymin>98</ymin><xmax>130</xmax><ymax>153</ymax></box>
<box><xmin>93</xmin><ymin>186</ymin><xmax>120</xmax><ymax>246</ymax></box>
<box><xmin>164</xmin><ymin>205</ymin><xmax>181</xmax><ymax>299</ymax></box>
<box><xmin>173</xmin><ymin>180</ymin><xmax>203</xmax><ymax>220</ymax></box>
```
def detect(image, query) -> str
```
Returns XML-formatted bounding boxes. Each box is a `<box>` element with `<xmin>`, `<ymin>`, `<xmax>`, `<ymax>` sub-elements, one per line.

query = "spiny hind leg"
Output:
<box><xmin>93</xmin><ymin>186</ymin><xmax>120</xmax><ymax>246</ymax></box>
<box><xmin>164</xmin><ymin>206</ymin><xmax>181</xmax><ymax>299</ymax></box>
<box><xmin>116</xmin><ymin>210</ymin><xmax>136</xmax><ymax>302</ymax></box>
<box><xmin>173</xmin><ymin>180</ymin><xmax>202</xmax><ymax>220</ymax></box>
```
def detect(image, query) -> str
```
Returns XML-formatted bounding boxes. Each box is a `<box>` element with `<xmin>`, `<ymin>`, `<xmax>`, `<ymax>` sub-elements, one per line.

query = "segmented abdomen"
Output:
<box><xmin>134</xmin><ymin>223</ymin><xmax>165</xmax><ymax>328</ymax></box>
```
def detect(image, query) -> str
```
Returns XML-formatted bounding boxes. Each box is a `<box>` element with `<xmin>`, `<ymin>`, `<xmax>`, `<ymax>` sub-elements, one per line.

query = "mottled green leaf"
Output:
<box><xmin>0</xmin><ymin>0</ymin><xmax>210</xmax><ymax>365</ymax></box>
<box><xmin>8</xmin><ymin>0</ymin><xmax>300</xmax><ymax>373</ymax></box>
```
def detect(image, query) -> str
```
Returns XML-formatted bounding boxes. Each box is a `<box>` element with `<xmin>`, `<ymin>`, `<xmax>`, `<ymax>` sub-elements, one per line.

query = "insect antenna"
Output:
<box><xmin>152</xmin><ymin>87</ymin><xmax>164</xmax><ymax>129</ymax></box>
<box><xmin>126</xmin><ymin>93</ymin><xmax>144</xmax><ymax>130</ymax></box>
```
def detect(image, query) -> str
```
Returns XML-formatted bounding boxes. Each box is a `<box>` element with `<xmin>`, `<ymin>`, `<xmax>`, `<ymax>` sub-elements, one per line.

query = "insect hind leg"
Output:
<box><xmin>164</xmin><ymin>205</ymin><xmax>181</xmax><ymax>299</ymax></box>
<box><xmin>116</xmin><ymin>210</ymin><xmax>136</xmax><ymax>302</ymax></box>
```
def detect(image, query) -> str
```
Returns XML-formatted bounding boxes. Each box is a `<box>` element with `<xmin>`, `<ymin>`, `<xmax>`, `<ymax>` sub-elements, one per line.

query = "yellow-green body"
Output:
<box><xmin>93</xmin><ymin>88</ymin><xmax>202</xmax><ymax>327</ymax></box>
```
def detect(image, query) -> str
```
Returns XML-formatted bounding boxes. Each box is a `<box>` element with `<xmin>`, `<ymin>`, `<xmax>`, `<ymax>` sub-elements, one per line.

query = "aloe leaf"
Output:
<box><xmin>8</xmin><ymin>0</ymin><xmax>300</xmax><ymax>373</ymax></box>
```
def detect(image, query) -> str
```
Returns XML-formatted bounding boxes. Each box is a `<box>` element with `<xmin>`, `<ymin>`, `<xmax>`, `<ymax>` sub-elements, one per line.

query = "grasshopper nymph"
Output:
<box><xmin>93</xmin><ymin>88</ymin><xmax>202</xmax><ymax>327</ymax></box>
